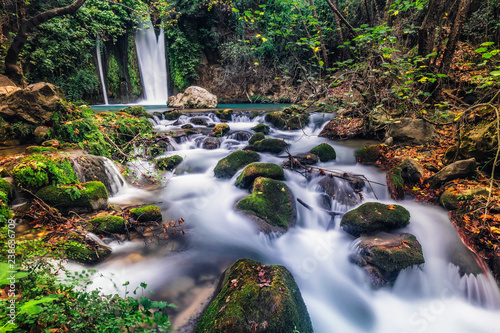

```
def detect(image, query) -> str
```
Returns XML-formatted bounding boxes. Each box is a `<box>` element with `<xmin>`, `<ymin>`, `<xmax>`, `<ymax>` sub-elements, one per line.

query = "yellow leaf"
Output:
<box><xmin>313</xmin><ymin>47</ymin><xmax>320</xmax><ymax>53</ymax></box>
<box><xmin>454</xmin><ymin>113</ymin><xmax>462</xmax><ymax>121</ymax></box>
<box><xmin>262</xmin><ymin>37</ymin><xmax>268</xmax><ymax>42</ymax></box>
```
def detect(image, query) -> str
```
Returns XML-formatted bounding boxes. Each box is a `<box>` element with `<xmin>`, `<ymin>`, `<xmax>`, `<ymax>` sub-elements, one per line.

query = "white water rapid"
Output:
<box><xmin>83</xmin><ymin>111</ymin><xmax>500</xmax><ymax>333</ymax></box>
<box><xmin>96</xmin><ymin>38</ymin><xmax>109</xmax><ymax>105</ymax></box>
<box><xmin>135</xmin><ymin>18</ymin><xmax>168</xmax><ymax>105</ymax></box>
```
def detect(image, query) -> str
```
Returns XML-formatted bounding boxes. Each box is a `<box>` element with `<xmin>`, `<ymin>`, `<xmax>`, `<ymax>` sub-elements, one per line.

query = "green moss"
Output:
<box><xmin>195</xmin><ymin>258</ymin><xmax>313</xmax><ymax>333</ymax></box>
<box><xmin>214</xmin><ymin>150</ymin><xmax>260</xmax><ymax>179</ymax></box>
<box><xmin>88</xmin><ymin>216</ymin><xmax>125</xmax><ymax>234</ymax></box>
<box><xmin>235</xmin><ymin>163</ymin><xmax>285</xmax><ymax>188</ymax></box>
<box><xmin>264</xmin><ymin>106</ymin><xmax>309</xmax><ymax>130</ymax></box>
<box><xmin>65</xmin><ymin>239</ymin><xmax>111</xmax><ymax>265</ymax></box>
<box><xmin>25</xmin><ymin>146</ymin><xmax>57</xmax><ymax>154</ymax></box>
<box><xmin>35</xmin><ymin>181</ymin><xmax>108</xmax><ymax>212</ymax></box>
<box><xmin>251</xmin><ymin>124</ymin><xmax>270</xmax><ymax>134</ymax></box>
<box><xmin>310</xmin><ymin>143</ymin><xmax>336</xmax><ymax>162</ymax></box>
<box><xmin>13</xmin><ymin>154</ymin><xmax>78</xmax><ymax>191</ymax></box>
<box><xmin>0</xmin><ymin>178</ymin><xmax>13</xmax><ymax>202</ymax></box>
<box><xmin>340</xmin><ymin>202</ymin><xmax>410</xmax><ymax>237</ymax></box>
<box><xmin>214</xmin><ymin>109</ymin><xmax>233</xmax><ymax>121</ymax></box>
<box><xmin>120</xmin><ymin>105</ymin><xmax>152</xmax><ymax>118</ymax></box>
<box><xmin>236</xmin><ymin>177</ymin><xmax>295</xmax><ymax>230</ymax></box>
<box><xmin>155</xmin><ymin>155</ymin><xmax>183</xmax><ymax>171</ymax></box>
<box><xmin>130</xmin><ymin>205</ymin><xmax>162</xmax><ymax>222</ymax></box>
<box><xmin>245</xmin><ymin>139</ymin><xmax>288</xmax><ymax>154</ymax></box>
<box><xmin>164</xmin><ymin>110</ymin><xmax>182</xmax><ymax>120</ymax></box>
<box><xmin>440</xmin><ymin>187</ymin><xmax>489</xmax><ymax>210</ymax></box>
<box><xmin>191</xmin><ymin>117</ymin><xmax>208</xmax><ymax>126</ymax></box>
<box><xmin>213</xmin><ymin>123</ymin><xmax>230</xmax><ymax>137</ymax></box>
<box><xmin>0</xmin><ymin>192</ymin><xmax>12</xmax><ymax>226</ymax></box>
<box><xmin>248</xmin><ymin>133</ymin><xmax>265</xmax><ymax>145</ymax></box>
<box><xmin>355</xmin><ymin>145</ymin><xmax>382</xmax><ymax>164</ymax></box>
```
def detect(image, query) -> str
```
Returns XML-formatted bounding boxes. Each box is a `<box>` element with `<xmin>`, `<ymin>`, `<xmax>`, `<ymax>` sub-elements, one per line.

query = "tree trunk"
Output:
<box><xmin>325</xmin><ymin>0</ymin><xmax>357</xmax><ymax>37</ymax></box>
<box><xmin>439</xmin><ymin>0</ymin><xmax>475</xmax><ymax>73</ymax></box>
<box><xmin>4</xmin><ymin>0</ymin><xmax>87</xmax><ymax>87</ymax></box>
<box><xmin>418</xmin><ymin>0</ymin><xmax>447</xmax><ymax>58</ymax></box>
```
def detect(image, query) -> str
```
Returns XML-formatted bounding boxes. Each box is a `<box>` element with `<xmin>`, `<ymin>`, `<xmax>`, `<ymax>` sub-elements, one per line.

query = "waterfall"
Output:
<box><xmin>96</xmin><ymin>38</ymin><xmax>109</xmax><ymax>105</ymax></box>
<box><xmin>102</xmin><ymin>157</ymin><xmax>127</xmax><ymax>196</ymax></box>
<box><xmin>135</xmin><ymin>17</ymin><xmax>168</xmax><ymax>104</ymax></box>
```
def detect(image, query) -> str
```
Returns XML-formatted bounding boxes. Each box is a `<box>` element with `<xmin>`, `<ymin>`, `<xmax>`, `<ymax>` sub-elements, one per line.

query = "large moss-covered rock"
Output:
<box><xmin>248</xmin><ymin>132</ymin><xmax>265</xmax><ymax>145</ymax></box>
<box><xmin>236</xmin><ymin>177</ymin><xmax>296</xmax><ymax>232</ymax></box>
<box><xmin>351</xmin><ymin>232</ymin><xmax>425</xmax><ymax>287</ymax></box>
<box><xmin>73</xmin><ymin>155</ymin><xmax>125</xmax><ymax>196</ymax></box>
<box><xmin>65</xmin><ymin>238</ymin><xmax>111</xmax><ymax>265</ymax></box>
<box><xmin>340</xmin><ymin>202</ymin><xmax>410</xmax><ymax>237</ymax></box>
<box><xmin>460</xmin><ymin>120</ymin><xmax>497</xmax><ymax>162</ymax></box>
<box><xmin>213</xmin><ymin>123</ymin><xmax>230</xmax><ymax>137</ymax></box>
<box><xmin>251</xmin><ymin>123</ymin><xmax>270</xmax><ymax>134</ymax></box>
<box><xmin>386</xmin><ymin>158</ymin><xmax>424</xmax><ymax>201</ymax></box>
<box><xmin>214</xmin><ymin>150</ymin><xmax>260</xmax><ymax>179</ymax></box>
<box><xmin>130</xmin><ymin>205</ymin><xmax>162</xmax><ymax>222</ymax></box>
<box><xmin>88</xmin><ymin>216</ymin><xmax>125</xmax><ymax>234</ymax></box>
<box><xmin>310</xmin><ymin>143</ymin><xmax>336</xmax><ymax>162</ymax></box>
<box><xmin>245</xmin><ymin>139</ymin><xmax>288</xmax><ymax>154</ymax></box>
<box><xmin>235</xmin><ymin>163</ymin><xmax>285</xmax><ymax>188</ymax></box>
<box><xmin>440</xmin><ymin>186</ymin><xmax>490</xmax><ymax>210</ymax></box>
<box><xmin>168</xmin><ymin>86</ymin><xmax>218</xmax><ymax>108</ymax></box>
<box><xmin>155</xmin><ymin>155</ymin><xmax>183</xmax><ymax>171</ymax></box>
<box><xmin>195</xmin><ymin>258</ymin><xmax>313</xmax><ymax>333</ymax></box>
<box><xmin>424</xmin><ymin>158</ymin><xmax>476</xmax><ymax>188</ymax></box>
<box><xmin>264</xmin><ymin>105</ymin><xmax>309</xmax><ymax>130</ymax></box>
<box><xmin>164</xmin><ymin>110</ymin><xmax>182</xmax><ymax>120</ymax></box>
<box><xmin>35</xmin><ymin>181</ymin><xmax>108</xmax><ymax>213</ymax></box>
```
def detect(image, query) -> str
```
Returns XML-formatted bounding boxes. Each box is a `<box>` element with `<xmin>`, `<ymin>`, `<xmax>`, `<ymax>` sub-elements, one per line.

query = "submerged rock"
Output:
<box><xmin>351</xmin><ymin>232</ymin><xmax>425</xmax><ymax>287</ymax></box>
<box><xmin>36</xmin><ymin>181</ymin><xmax>108</xmax><ymax>213</ymax></box>
<box><xmin>251</xmin><ymin>123</ymin><xmax>270</xmax><ymax>134</ymax></box>
<box><xmin>214</xmin><ymin>150</ymin><xmax>260</xmax><ymax>179</ymax></box>
<box><xmin>168</xmin><ymin>86</ymin><xmax>218</xmax><ymax>109</ymax></box>
<box><xmin>236</xmin><ymin>177</ymin><xmax>296</xmax><ymax>232</ymax></box>
<box><xmin>386</xmin><ymin>118</ymin><xmax>436</xmax><ymax>145</ymax></box>
<box><xmin>245</xmin><ymin>138</ymin><xmax>288</xmax><ymax>154</ymax></box>
<box><xmin>235</xmin><ymin>163</ymin><xmax>285</xmax><ymax>188</ymax></box>
<box><xmin>195</xmin><ymin>258</ymin><xmax>313</xmax><ymax>333</ymax></box>
<box><xmin>129</xmin><ymin>205</ymin><xmax>162</xmax><ymax>222</ymax></box>
<box><xmin>155</xmin><ymin>155</ymin><xmax>183</xmax><ymax>171</ymax></box>
<box><xmin>425</xmin><ymin>158</ymin><xmax>476</xmax><ymax>188</ymax></box>
<box><xmin>265</xmin><ymin>105</ymin><xmax>309</xmax><ymax>130</ymax></box>
<box><xmin>340</xmin><ymin>202</ymin><xmax>410</xmax><ymax>237</ymax></box>
<box><xmin>310</xmin><ymin>143</ymin><xmax>336</xmax><ymax>162</ymax></box>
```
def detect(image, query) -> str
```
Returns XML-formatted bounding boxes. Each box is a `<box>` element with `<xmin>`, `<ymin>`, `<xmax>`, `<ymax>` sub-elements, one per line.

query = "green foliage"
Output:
<box><xmin>129</xmin><ymin>205</ymin><xmax>163</xmax><ymax>222</ymax></box>
<box><xmin>107</xmin><ymin>54</ymin><xmax>121</xmax><ymax>98</ymax></box>
<box><xmin>166</xmin><ymin>27</ymin><xmax>202</xmax><ymax>90</ymax></box>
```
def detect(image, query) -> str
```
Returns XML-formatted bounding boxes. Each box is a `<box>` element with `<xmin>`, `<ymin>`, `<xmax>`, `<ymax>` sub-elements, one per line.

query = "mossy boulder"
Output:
<box><xmin>129</xmin><ymin>205</ymin><xmax>162</xmax><ymax>222</ymax></box>
<box><xmin>214</xmin><ymin>150</ymin><xmax>260</xmax><ymax>179</ymax></box>
<box><xmin>65</xmin><ymin>239</ymin><xmax>111</xmax><ymax>265</ymax></box>
<box><xmin>34</xmin><ymin>126</ymin><xmax>51</xmax><ymax>144</ymax></box>
<box><xmin>440</xmin><ymin>186</ymin><xmax>490</xmax><ymax>210</ymax></box>
<box><xmin>0</xmin><ymin>178</ymin><xmax>14</xmax><ymax>202</ymax></box>
<box><xmin>236</xmin><ymin>178</ymin><xmax>296</xmax><ymax>232</ymax></box>
<box><xmin>310</xmin><ymin>143</ymin><xmax>336</xmax><ymax>162</ymax></box>
<box><xmin>235</xmin><ymin>163</ymin><xmax>285</xmax><ymax>189</ymax></box>
<box><xmin>25</xmin><ymin>146</ymin><xmax>57</xmax><ymax>154</ymax></box>
<box><xmin>164</xmin><ymin>110</ymin><xmax>182</xmax><ymax>120</ymax></box>
<box><xmin>195</xmin><ymin>258</ymin><xmax>313</xmax><ymax>333</ymax></box>
<box><xmin>245</xmin><ymin>139</ymin><xmax>288</xmax><ymax>154</ymax></box>
<box><xmin>35</xmin><ymin>181</ymin><xmax>108</xmax><ymax>213</ymax></box>
<box><xmin>459</xmin><ymin>120</ymin><xmax>497</xmax><ymax>163</ymax></box>
<box><xmin>251</xmin><ymin>123</ymin><xmax>270</xmax><ymax>134</ymax></box>
<box><xmin>120</xmin><ymin>105</ymin><xmax>152</xmax><ymax>118</ymax></box>
<box><xmin>155</xmin><ymin>155</ymin><xmax>183</xmax><ymax>171</ymax></box>
<box><xmin>191</xmin><ymin>117</ymin><xmax>208</xmax><ymax>126</ymax></box>
<box><xmin>248</xmin><ymin>132</ymin><xmax>265</xmax><ymax>145</ymax></box>
<box><xmin>340</xmin><ymin>202</ymin><xmax>410</xmax><ymax>237</ymax></box>
<box><xmin>88</xmin><ymin>216</ymin><xmax>125</xmax><ymax>234</ymax></box>
<box><xmin>351</xmin><ymin>232</ymin><xmax>425</xmax><ymax>287</ymax></box>
<box><xmin>386</xmin><ymin>158</ymin><xmax>424</xmax><ymax>201</ymax></box>
<box><xmin>213</xmin><ymin>123</ymin><xmax>230</xmax><ymax>137</ymax></box>
<box><xmin>13</xmin><ymin>154</ymin><xmax>78</xmax><ymax>191</ymax></box>
<box><xmin>264</xmin><ymin>106</ymin><xmax>309</xmax><ymax>130</ymax></box>
<box><xmin>215</xmin><ymin>109</ymin><xmax>233</xmax><ymax>121</ymax></box>
<box><xmin>355</xmin><ymin>145</ymin><xmax>383</xmax><ymax>165</ymax></box>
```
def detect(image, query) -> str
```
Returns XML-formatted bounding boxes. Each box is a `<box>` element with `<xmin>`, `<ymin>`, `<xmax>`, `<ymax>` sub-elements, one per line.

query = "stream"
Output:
<box><xmin>77</xmin><ymin>109</ymin><xmax>500</xmax><ymax>332</ymax></box>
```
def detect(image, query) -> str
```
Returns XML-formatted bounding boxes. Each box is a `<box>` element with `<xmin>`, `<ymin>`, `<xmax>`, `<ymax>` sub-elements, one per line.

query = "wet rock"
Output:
<box><xmin>164</xmin><ymin>110</ymin><xmax>182</xmax><ymax>120</ymax></box>
<box><xmin>212</xmin><ymin>123</ymin><xmax>230</xmax><ymax>137</ymax></box>
<box><xmin>294</xmin><ymin>153</ymin><xmax>319</xmax><ymax>165</ymax></box>
<box><xmin>35</xmin><ymin>181</ymin><xmax>108</xmax><ymax>213</ymax></box>
<box><xmin>229</xmin><ymin>131</ymin><xmax>252</xmax><ymax>141</ymax></box>
<box><xmin>155</xmin><ymin>155</ymin><xmax>183</xmax><ymax>171</ymax></box>
<box><xmin>168</xmin><ymin>86</ymin><xmax>218</xmax><ymax>108</ymax></box>
<box><xmin>352</xmin><ymin>232</ymin><xmax>425</xmax><ymax>287</ymax></box>
<box><xmin>317</xmin><ymin>176</ymin><xmax>361</xmax><ymax>207</ymax></box>
<box><xmin>248</xmin><ymin>132</ymin><xmax>265</xmax><ymax>145</ymax></box>
<box><xmin>42</xmin><ymin>139</ymin><xmax>60</xmax><ymax>148</ymax></box>
<box><xmin>310</xmin><ymin>143</ymin><xmax>336</xmax><ymax>162</ymax></box>
<box><xmin>88</xmin><ymin>216</ymin><xmax>125</xmax><ymax>234</ymax></box>
<box><xmin>235</xmin><ymin>163</ymin><xmax>285</xmax><ymax>188</ymax></box>
<box><xmin>191</xmin><ymin>117</ymin><xmax>208</xmax><ymax>126</ymax></box>
<box><xmin>265</xmin><ymin>105</ymin><xmax>309</xmax><ymax>130</ymax></box>
<box><xmin>214</xmin><ymin>108</ymin><xmax>233</xmax><ymax>121</ymax></box>
<box><xmin>440</xmin><ymin>186</ymin><xmax>490</xmax><ymax>210</ymax></box>
<box><xmin>319</xmin><ymin>117</ymin><xmax>365</xmax><ymax>140</ymax></box>
<box><xmin>214</xmin><ymin>150</ymin><xmax>260</xmax><ymax>179</ymax></box>
<box><xmin>120</xmin><ymin>105</ymin><xmax>151</xmax><ymax>118</ymax></box>
<box><xmin>236</xmin><ymin>178</ymin><xmax>296</xmax><ymax>232</ymax></box>
<box><xmin>386</xmin><ymin>118</ymin><xmax>436</xmax><ymax>145</ymax></box>
<box><xmin>65</xmin><ymin>234</ymin><xmax>111</xmax><ymax>264</ymax></box>
<box><xmin>245</xmin><ymin>138</ymin><xmax>288</xmax><ymax>154</ymax></box>
<box><xmin>251</xmin><ymin>123</ymin><xmax>270</xmax><ymax>134</ymax></box>
<box><xmin>387</xmin><ymin>158</ymin><xmax>424</xmax><ymax>201</ymax></box>
<box><xmin>195</xmin><ymin>258</ymin><xmax>313</xmax><ymax>333</ymax></box>
<box><xmin>202</xmin><ymin>137</ymin><xmax>220</xmax><ymax>149</ymax></box>
<box><xmin>74</xmin><ymin>155</ymin><xmax>120</xmax><ymax>195</ymax></box>
<box><xmin>340</xmin><ymin>202</ymin><xmax>410</xmax><ymax>237</ymax></box>
<box><xmin>355</xmin><ymin>145</ymin><xmax>383</xmax><ymax>165</ymax></box>
<box><xmin>425</xmin><ymin>158</ymin><xmax>476</xmax><ymax>188</ymax></box>
<box><xmin>129</xmin><ymin>205</ymin><xmax>162</xmax><ymax>222</ymax></box>
<box><xmin>34</xmin><ymin>126</ymin><xmax>51</xmax><ymax>144</ymax></box>
<box><xmin>181</xmin><ymin>124</ymin><xmax>194</xmax><ymax>129</ymax></box>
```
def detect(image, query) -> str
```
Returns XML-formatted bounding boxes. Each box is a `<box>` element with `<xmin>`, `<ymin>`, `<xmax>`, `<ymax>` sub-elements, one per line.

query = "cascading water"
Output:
<box><xmin>135</xmin><ymin>17</ymin><xmax>168</xmax><ymax>104</ymax></box>
<box><xmin>96</xmin><ymin>38</ymin><xmax>109</xmax><ymax>105</ymax></box>
<box><xmin>79</xmin><ymin>111</ymin><xmax>500</xmax><ymax>333</ymax></box>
